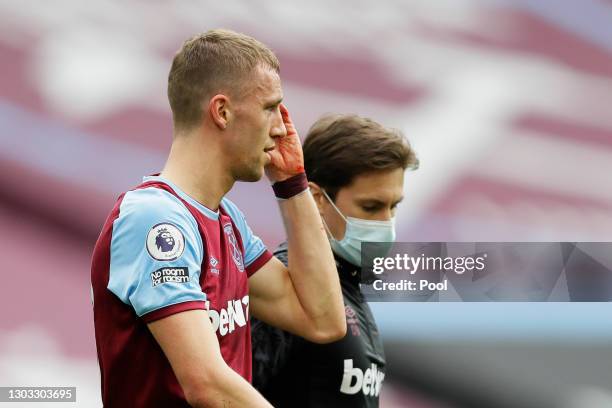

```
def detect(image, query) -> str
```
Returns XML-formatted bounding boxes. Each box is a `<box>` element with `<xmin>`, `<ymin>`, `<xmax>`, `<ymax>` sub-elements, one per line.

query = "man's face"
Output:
<box><xmin>225</xmin><ymin>66</ymin><xmax>286</xmax><ymax>182</ymax></box>
<box><xmin>320</xmin><ymin>167</ymin><xmax>405</xmax><ymax>241</ymax></box>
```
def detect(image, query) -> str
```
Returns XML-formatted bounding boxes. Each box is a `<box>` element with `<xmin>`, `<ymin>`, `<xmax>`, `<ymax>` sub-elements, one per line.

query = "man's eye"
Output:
<box><xmin>362</xmin><ymin>206</ymin><xmax>379</xmax><ymax>213</ymax></box>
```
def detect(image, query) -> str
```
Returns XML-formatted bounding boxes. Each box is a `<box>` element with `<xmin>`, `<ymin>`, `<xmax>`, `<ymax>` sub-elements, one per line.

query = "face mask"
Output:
<box><xmin>321</xmin><ymin>190</ymin><xmax>396</xmax><ymax>267</ymax></box>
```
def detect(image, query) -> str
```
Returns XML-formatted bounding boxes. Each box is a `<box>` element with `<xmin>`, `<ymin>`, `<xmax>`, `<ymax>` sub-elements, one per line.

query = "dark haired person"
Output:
<box><xmin>91</xmin><ymin>29</ymin><xmax>345</xmax><ymax>408</ymax></box>
<box><xmin>251</xmin><ymin>114</ymin><xmax>419</xmax><ymax>407</ymax></box>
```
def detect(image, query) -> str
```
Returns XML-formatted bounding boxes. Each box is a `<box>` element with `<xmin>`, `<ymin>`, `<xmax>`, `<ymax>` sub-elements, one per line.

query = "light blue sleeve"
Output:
<box><xmin>221</xmin><ymin>198</ymin><xmax>268</xmax><ymax>268</ymax></box>
<box><xmin>108</xmin><ymin>187</ymin><xmax>206</xmax><ymax>317</ymax></box>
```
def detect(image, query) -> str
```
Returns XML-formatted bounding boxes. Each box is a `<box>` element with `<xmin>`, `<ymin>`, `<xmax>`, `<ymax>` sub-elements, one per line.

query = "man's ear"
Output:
<box><xmin>208</xmin><ymin>94</ymin><xmax>231</xmax><ymax>130</ymax></box>
<box><xmin>309</xmin><ymin>182</ymin><xmax>325</xmax><ymax>215</ymax></box>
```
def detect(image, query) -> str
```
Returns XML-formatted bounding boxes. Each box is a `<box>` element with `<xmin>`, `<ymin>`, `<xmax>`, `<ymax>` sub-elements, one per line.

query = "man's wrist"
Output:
<box><xmin>272</xmin><ymin>173</ymin><xmax>308</xmax><ymax>199</ymax></box>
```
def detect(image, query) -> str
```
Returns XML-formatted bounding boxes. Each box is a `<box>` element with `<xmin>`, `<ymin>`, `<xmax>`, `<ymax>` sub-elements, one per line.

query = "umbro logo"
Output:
<box><xmin>210</xmin><ymin>256</ymin><xmax>220</xmax><ymax>275</ymax></box>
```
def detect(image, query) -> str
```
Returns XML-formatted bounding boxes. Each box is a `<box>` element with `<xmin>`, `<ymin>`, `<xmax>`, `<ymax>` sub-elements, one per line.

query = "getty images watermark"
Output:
<box><xmin>360</xmin><ymin>242</ymin><xmax>612</xmax><ymax>302</ymax></box>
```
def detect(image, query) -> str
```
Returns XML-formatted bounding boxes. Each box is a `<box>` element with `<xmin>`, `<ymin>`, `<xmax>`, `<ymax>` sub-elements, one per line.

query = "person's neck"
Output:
<box><xmin>160</xmin><ymin>130</ymin><xmax>234</xmax><ymax>211</ymax></box>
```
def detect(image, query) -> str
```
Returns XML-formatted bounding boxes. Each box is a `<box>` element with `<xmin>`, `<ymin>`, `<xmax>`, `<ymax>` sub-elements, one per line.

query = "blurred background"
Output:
<box><xmin>1</xmin><ymin>0</ymin><xmax>611</xmax><ymax>406</ymax></box>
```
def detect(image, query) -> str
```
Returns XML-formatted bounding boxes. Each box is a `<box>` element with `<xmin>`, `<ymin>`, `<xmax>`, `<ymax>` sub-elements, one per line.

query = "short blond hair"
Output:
<box><xmin>168</xmin><ymin>29</ymin><xmax>280</xmax><ymax>130</ymax></box>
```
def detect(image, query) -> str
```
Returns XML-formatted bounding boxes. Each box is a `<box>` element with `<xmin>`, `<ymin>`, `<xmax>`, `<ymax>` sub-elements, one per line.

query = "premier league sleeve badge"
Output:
<box><xmin>146</xmin><ymin>223</ymin><xmax>185</xmax><ymax>261</ymax></box>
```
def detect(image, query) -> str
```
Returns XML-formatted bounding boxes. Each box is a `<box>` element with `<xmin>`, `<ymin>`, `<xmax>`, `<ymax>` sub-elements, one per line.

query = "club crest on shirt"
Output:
<box><xmin>223</xmin><ymin>223</ymin><xmax>244</xmax><ymax>272</ymax></box>
<box><xmin>345</xmin><ymin>305</ymin><xmax>361</xmax><ymax>336</ymax></box>
<box><xmin>146</xmin><ymin>223</ymin><xmax>185</xmax><ymax>261</ymax></box>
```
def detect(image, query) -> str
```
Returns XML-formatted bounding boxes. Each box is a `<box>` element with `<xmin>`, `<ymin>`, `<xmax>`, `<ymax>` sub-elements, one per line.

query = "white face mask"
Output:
<box><xmin>321</xmin><ymin>190</ymin><xmax>396</xmax><ymax>267</ymax></box>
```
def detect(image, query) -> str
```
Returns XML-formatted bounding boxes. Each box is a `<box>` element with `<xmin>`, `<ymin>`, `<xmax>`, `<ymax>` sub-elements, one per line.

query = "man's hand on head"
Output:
<box><xmin>265</xmin><ymin>104</ymin><xmax>305</xmax><ymax>183</ymax></box>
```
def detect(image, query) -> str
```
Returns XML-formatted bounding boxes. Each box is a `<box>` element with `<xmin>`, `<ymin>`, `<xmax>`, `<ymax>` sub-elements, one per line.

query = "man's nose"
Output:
<box><xmin>270</xmin><ymin>109</ymin><xmax>287</xmax><ymax>138</ymax></box>
<box><xmin>377</xmin><ymin>208</ymin><xmax>394</xmax><ymax>221</ymax></box>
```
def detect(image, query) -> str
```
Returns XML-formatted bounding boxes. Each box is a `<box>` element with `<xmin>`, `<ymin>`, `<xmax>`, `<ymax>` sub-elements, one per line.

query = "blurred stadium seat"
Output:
<box><xmin>1</xmin><ymin>1</ymin><xmax>611</xmax><ymax>406</ymax></box>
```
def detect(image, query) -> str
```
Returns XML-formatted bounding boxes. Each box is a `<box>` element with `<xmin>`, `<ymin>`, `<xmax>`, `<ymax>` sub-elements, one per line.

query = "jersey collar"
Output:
<box><xmin>142</xmin><ymin>174</ymin><xmax>220</xmax><ymax>221</ymax></box>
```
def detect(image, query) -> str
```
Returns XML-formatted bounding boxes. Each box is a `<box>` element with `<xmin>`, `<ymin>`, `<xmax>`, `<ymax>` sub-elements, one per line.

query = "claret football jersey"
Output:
<box><xmin>91</xmin><ymin>175</ymin><xmax>272</xmax><ymax>407</ymax></box>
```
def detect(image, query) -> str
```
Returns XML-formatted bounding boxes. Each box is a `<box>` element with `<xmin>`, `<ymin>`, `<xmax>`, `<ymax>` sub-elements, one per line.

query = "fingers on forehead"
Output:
<box><xmin>280</xmin><ymin>103</ymin><xmax>290</xmax><ymax>121</ymax></box>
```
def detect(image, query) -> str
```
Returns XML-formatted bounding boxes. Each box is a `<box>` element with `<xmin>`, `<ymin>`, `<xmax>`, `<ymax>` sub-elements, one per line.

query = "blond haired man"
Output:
<box><xmin>91</xmin><ymin>29</ymin><xmax>345</xmax><ymax>408</ymax></box>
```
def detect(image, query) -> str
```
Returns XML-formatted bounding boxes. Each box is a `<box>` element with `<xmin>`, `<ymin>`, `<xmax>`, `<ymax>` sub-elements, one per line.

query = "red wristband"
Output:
<box><xmin>272</xmin><ymin>173</ymin><xmax>308</xmax><ymax>199</ymax></box>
